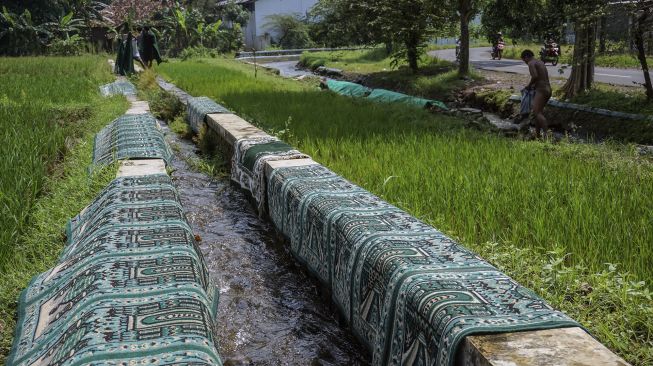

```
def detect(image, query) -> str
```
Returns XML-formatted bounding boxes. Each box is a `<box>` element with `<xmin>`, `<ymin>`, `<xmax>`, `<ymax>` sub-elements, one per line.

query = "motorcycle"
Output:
<box><xmin>491</xmin><ymin>42</ymin><xmax>505</xmax><ymax>60</ymax></box>
<box><xmin>540</xmin><ymin>42</ymin><xmax>561</xmax><ymax>66</ymax></box>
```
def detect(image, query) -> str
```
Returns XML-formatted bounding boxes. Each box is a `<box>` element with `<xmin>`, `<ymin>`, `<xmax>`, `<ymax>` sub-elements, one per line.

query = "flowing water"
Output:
<box><xmin>160</xmin><ymin>122</ymin><xmax>370</xmax><ymax>365</ymax></box>
<box><xmin>261</xmin><ymin>61</ymin><xmax>313</xmax><ymax>78</ymax></box>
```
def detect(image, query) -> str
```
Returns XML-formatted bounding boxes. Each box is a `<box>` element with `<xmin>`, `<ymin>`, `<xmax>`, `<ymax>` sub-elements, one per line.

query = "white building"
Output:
<box><xmin>219</xmin><ymin>0</ymin><xmax>319</xmax><ymax>50</ymax></box>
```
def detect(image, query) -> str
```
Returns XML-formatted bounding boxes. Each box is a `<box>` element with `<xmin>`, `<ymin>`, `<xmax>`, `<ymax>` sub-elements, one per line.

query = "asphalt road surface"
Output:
<box><xmin>429</xmin><ymin>47</ymin><xmax>645</xmax><ymax>86</ymax></box>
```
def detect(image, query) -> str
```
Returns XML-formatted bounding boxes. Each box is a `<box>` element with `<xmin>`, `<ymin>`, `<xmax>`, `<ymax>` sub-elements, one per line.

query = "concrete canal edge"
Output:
<box><xmin>163</xmin><ymin>77</ymin><xmax>629</xmax><ymax>365</ymax></box>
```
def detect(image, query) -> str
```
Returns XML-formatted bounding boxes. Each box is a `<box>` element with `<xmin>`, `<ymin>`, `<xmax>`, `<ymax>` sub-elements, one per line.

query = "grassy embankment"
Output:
<box><xmin>502</xmin><ymin>42</ymin><xmax>653</xmax><ymax>69</ymax></box>
<box><xmin>158</xmin><ymin>58</ymin><xmax>652</xmax><ymax>364</ymax></box>
<box><xmin>0</xmin><ymin>57</ymin><xmax>127</xmax><ymax>362</ymax></box>
<box><xmin>299</xmin><ymin>48</ymin><xmax>482</xmax><ymax>101</ymax></box>
<box><xmin>299</xmin><ymin>48</ymin><xmax>653</xmax><ymax>117</ymax></box>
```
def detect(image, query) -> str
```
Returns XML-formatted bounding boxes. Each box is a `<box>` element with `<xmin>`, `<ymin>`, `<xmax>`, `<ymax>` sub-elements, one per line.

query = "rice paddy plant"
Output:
<box><xmin>0</xmin><ymin>56</ymin><xmax>117</xmax><ymax>266</ymax></box>
<box><xmin>159</xmin><ymin>59</ymin><xmax>653</xmax><ymax>282</ymax></box>
<box><xmin>0</xmin><ymin>56</ymin><xmax>127</xmax><ymax>362</ymax></box>
<box><xmin>159</xmin><ymin>58</ymin><xmax>653</xmax><ymax>362</ymax></box>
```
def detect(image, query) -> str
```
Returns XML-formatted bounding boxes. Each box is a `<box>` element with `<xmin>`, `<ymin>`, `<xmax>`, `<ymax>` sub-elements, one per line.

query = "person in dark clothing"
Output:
<box><xmin>140</xmin><ymin>26</ymin><xmax>162</xmax><ymax>68</ymax></box>
<box><xmin>114</xmin><ymin>26</ymin><xmax>135</xmax><ymax>76</ymax></box>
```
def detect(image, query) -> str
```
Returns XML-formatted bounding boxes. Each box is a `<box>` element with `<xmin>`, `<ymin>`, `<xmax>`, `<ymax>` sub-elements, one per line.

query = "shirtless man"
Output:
<box><xmin>521</xmin><ymin>49</ymin><xmax>552</xmax><ymax>138</ymax></box>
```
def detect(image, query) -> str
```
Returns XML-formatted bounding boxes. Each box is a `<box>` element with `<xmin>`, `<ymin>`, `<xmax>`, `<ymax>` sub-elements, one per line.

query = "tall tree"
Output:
<box><xmin>455</xmin><ymin>0</ymin><xmax>486</xmax><ymax>76</ymax></box>
<box><xmin>626</xmin><ymin>0</ymin><xmax>653</xmax><ymax>100</ymax></box>
<box><xmin>350</xmin><ymin>0</ymin><xmax>448</xmax><ymax>72</ymax></box>
<box><xmin>481</xmin><ymin>0</ymin><xmax>565</xmax><ymax>42</ymax></box>
<box><xmin>561</xmin><ymin>0</ymin><xmax>607</xmax><ymax>98</ymax></box>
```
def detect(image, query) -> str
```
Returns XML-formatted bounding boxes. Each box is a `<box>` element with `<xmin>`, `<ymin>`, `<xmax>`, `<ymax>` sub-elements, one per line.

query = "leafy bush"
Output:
<box><xmin>148</xmin><ymin>89</ymin><xmax>184</xmax><ymax>122</ymax></box>
<box><xmin>180</xmin><ymin>46</ymin><xmax>218</xmax><ymax>60</ymax></box>
<box><xmin>48</xmin><ymin>34</ymin><xmax>86</xmax><ymax>56</ymax></box>
<box><xmin>263</xmin><ymin>14</ymin><xmax>314</xmax><ymax>49</ymax></box>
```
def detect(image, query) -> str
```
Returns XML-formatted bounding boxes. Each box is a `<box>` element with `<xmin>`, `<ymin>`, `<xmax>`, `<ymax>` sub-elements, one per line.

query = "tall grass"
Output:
<box><xmin>0</xmin><ymin>56</ymin><xmax>127</xmax><ymax>362</ymax></box>
<box><xmin>159</xmin><ymin>59</ymin><xmax>653</xmax><ymax>280</ymax></box>
<box><xmin>159</xmin><ymin>58</ymin><xmax>653</xmax><ymax>363</ymax></box>
<box><xmin>298</xmin><ymin>49</ymin><xmax>477</xmax><ymax>100</ymax></box>
<box><xmin>0</xmin><ymin>57</ymin><xmax>117</xmax><ymax>265</ymax></box>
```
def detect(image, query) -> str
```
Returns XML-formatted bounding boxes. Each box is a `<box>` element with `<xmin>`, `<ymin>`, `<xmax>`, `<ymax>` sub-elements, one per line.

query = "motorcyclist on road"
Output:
<box><xmin>492</xmin><ymin>32</ymin><xmax>505</xmax><ymax>60</ymax></box>
<box><xmin>493</xmin><ymin>32</ymin><xmax>505</xmax><ymax>50</ymax></box>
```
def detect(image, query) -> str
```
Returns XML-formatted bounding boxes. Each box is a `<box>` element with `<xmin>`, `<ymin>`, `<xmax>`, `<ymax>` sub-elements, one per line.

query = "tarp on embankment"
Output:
<box><xmin>7</xmin><ymin>174</ymin><xmax>222</xmax><ymax>366</ymax></box>
<box><xmin>325</xmin><ymin>79</ymin><xmax>372</xmax><ymax>98</ymax></box>
<box><xmin>92</xmin><ymin>113</ymin><xmax>173</xmax><ymax>166</ymax></box>
<box><xmin>325</xmin><ymin>79</ymin><xmax>449</xmax><ymax>110</ymax></box>
<box><xmin>187</xmin><ymin>96</ymin><xmax>231</xmax><ymax>133</ymax></box>
<box><xmin>266</xmin><ymin>163</ymin><xmax>580</xmax><ymax>366</ymax></box>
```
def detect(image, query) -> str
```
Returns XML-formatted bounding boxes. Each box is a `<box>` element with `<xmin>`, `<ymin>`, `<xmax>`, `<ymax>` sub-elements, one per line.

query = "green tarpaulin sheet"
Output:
<box><xmin>325</xmin><ymin>79</ymin><xmax>372</xmax><ymax>98</ymax></box>
<box><xmin>366</xmin><ymin>88</ymin><xmax>449</xmax><ymax>110</ymax></box>
<box><xmin>325</xmin><ymin>79</ymin><xmax>449</xmax><ymax>110</ymax></box>
<box><xmin>7</xmin><ymin>175</ymin><xmax>222</xmax><ymax>366</ymax></box>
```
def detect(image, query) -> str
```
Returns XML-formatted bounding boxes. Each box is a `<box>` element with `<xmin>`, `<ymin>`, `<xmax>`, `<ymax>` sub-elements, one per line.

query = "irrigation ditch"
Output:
<box><xmin>152</xmin><ymin>75</ymin><xmax>629</xmax><ymax>365</ymax></box>
<box><xmin>5</xmin><ymin>57</ymin><xmax>640</xmax><ymax>365</ymax></box>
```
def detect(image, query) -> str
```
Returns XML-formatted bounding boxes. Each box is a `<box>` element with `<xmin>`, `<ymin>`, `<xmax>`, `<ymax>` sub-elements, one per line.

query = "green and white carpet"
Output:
<box><xmin>231</xmin><ymin>136</ymin><xmax>309</xmax><ymax>214</ymax></box>
<box><xmin>7</xmin><ymin>175</ymin><xmax>222</xmax><ymax>366</ymax></box>
<box><xmin>99</xmin><ymin>80</ymin><xmax>137</xmax><ymax>98</ymax></box>
<box><xmin>187</xmin><ymin>97</ymin><xmax>230</xmax><ymax>133</ymax></box>
<box><xmin>268</xmin><ymin>164</ymin><xmax>579</xmax><ymax>366</ymax></box>
<box><xmin>92</xmin><ymin>114</ymin><xmax>173</xmax><ymax>167</ymax></box>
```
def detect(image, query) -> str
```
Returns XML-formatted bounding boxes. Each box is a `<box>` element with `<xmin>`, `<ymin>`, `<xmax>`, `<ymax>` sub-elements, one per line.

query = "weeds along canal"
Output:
<box><xmin>159</xmin><ymin>120</ymin><xmax>370</xmax><ymax>365</ymax></box>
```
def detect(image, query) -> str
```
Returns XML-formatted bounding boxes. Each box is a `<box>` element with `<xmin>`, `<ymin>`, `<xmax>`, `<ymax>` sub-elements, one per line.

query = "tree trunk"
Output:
<box><xmin>599</xmin><ymin>15</ymin><xmax>607</xmax><ymax>54</ymax></box>
<box><xmin>634</xmin><ymin>11</ymin><xmax>653</xmax><ymax>100</ymax></box>
<box><xmin>458</xmin><ymin>0</ymin><xmax>472</xmax><ymax>76</ymax></box>
<box><xmin>406</xmin><ymin>32</ymin><xmax>419</xmax><ymax>73</ymax></box>
<box><xmin>562</xmin><ymin>21</ymin><xmax>596</xmax><ymax>98</ymax></box>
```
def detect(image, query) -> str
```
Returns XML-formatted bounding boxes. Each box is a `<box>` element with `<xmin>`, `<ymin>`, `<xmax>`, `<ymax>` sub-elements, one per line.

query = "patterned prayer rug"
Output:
<box><xmin>7</xmin><ymin>175</ymin><xmax>222</xmax><ymax>366</ymax></box>
<box><xmin>187</xmin><ymin>97</ymin><xmax>230</xmax><ymax>133</ymax></box>
<box><xmin>267</xmin><ymin>164</ymin><xmax>579</xmax><ymax>366</ymax></box>
<box><xmin>99</xmin><ymin>80</ymin><xmax>137</xmax><ymax>98</ymax></box>
<box><xmin>231</xmin><ymin>136</ymin><xmax>309</xmax><ymax>214</ymax></box>
<box><xmin>92</xmin><ymin>114</ymin><xmax>173</xmax><ymax>167</ymax></box>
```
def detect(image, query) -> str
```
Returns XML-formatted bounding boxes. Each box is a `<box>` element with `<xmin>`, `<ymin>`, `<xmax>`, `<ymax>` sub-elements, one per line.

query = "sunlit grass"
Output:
<box><xmin>0</xmin><ymin>56</ymin><xmax>122</xmax><ymax>264</ymax></box>
<box><xmin>298</xmin><ymin>49</ymin><xmax>479</xmax><ymax>100</ymax></box>
<box><xmin>159</xmin><ymin>58</ymin><xmax>653</xmax><ymax>363</ymax></box>
<box><xmin>0</xmin><ymin>56</ymin><xmax>127</xmax><ymax>362</ymax></box>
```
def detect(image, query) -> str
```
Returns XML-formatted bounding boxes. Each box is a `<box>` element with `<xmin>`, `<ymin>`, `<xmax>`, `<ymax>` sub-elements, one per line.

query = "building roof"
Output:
<box><xmin>217</xmin><ymin>0</ymin><xmax>254</xmax><ymax>5</ymax></box>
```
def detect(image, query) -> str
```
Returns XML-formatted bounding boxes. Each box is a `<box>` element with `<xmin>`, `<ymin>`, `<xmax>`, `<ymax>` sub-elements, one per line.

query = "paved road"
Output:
<box><xmin>429</xmin><ymin>47</ymin><xmax>645</xmax><ymax>86</ymax></box>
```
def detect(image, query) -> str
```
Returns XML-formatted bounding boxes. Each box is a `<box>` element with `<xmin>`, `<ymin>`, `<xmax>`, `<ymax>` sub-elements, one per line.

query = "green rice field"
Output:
<box><xmin>0</xmin><ymin>57</ymin><xmax>117</xmax><ymax>264</ymax></box>
<box><xmin>158</xmin><ymin>58</ymin><xmax>653</xmax><ymax>363</ymax></box>
<box><xmin>0</xmin><ymin>57</ymin><xmax>127</xmax><ymax>361</ymax></box>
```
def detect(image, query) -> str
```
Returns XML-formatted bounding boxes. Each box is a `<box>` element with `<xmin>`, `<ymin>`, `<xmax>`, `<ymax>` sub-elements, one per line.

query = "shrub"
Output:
<box><xmin>263</xmin><ymin>14</ymin><xmax>314</xmax><ymax>49</ymax></box>
<box><xmin>47</xmin><ymin>34</ymin><xmax>86</xmax><ymax>56</ymax></box>
<box><xmin>180</xmin><ymin>46</ymin><xmax>218</xmax><ymax>60</ymax></box>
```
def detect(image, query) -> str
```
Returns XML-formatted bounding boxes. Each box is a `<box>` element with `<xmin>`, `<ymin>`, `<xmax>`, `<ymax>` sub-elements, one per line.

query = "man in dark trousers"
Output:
<box><xmin>140</xmin><ymin>26</ymin><xmax>162</xmax><ymax>68</ymax></box>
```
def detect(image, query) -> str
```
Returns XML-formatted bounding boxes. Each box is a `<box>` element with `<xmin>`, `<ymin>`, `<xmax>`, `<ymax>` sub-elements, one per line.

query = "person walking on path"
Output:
<box><xmin>521</xmin><ymin>49</ymin><xmax>552</xmax><ymax>138</ymax></box>
<box><xmin>131</xmin><ymin>31</ymin><xmax>146</xmax><ymax>70</ymax></box>
<box><xmin>114</xmin><ymin>26</ymin><xmax>135</xmax><ymax>76</ymax></box>
<box><xmin>140</xmin><ymin>26</ymin><xmax>163</xmax><ymax>68</ymax></box>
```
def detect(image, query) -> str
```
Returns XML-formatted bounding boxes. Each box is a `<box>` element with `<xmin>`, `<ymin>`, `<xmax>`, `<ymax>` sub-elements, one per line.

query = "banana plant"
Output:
<box><xmin>0</xmin><ymin>7</ymin><xmax>50</xmax><ymax>55</ymax></box>
<box><xmin>44</xmin><ymin>11</ymin><xmax>85</xmax><ymax>40</ymax></box>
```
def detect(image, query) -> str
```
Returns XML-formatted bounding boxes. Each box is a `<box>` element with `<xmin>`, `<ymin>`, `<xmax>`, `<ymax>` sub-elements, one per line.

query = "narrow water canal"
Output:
<box><xmin>160</xmin><ymin>122</ymin><xmax>370</xmax><ymax>365</ymax></box>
